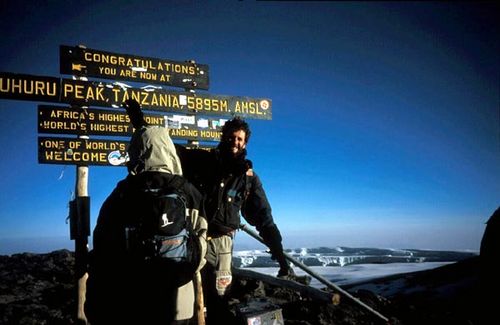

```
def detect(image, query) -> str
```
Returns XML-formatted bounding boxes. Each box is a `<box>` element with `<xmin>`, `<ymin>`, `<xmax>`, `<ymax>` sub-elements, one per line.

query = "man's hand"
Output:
<box><xmin>122</xmin><ymin>99</ymin><xmax>146</xmax><ymax>129</ymax></box>
<box><xmin>278</xmin><ymin>263</ymin><xmax>312</xmax><ymax>285</ymax></box>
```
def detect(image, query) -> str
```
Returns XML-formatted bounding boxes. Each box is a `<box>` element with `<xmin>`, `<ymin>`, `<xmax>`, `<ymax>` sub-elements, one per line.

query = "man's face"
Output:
<box><xmin>223</xmin><ymin>129</ymin><xmax>247</xmax><ymax>156</ymax></box>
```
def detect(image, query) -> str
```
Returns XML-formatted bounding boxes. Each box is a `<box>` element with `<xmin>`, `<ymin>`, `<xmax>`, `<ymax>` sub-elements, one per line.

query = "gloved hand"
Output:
<box><xmin>276</xmin><ymin>259</ymin><xmax>312</xmax><ymax>285</ymax></box>
<box><xmin>278</xmin><ymin>265</ymin><xmax>312</xmax><ymax>286</ymax></box>
<box><xmin>259</xmin><ymin>224</ymin><xmax>309</xmax><ymax>283</ymax></box>
<box><xmin>122</xmin><ymin>99</ymin><xmax>146</xmax><ymax>129</ymax></box>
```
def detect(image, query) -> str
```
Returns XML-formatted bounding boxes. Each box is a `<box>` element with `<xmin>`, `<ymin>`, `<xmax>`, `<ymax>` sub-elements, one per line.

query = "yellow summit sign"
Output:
<box><xmin>0</xmin><ymin>72</ymin><xmax>272</xmax><ymax>120</ymax></box>
<box><xmin>60</xmin><ymin>45</ymin><xmax>210</xmax><ymax>90</ymax></box>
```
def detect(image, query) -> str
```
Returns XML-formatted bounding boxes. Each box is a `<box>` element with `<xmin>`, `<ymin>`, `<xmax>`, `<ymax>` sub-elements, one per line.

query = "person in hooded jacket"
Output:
<box><xmin>85</xmin><ymin>121</ymin><xmax>207</xmax><ymax>325</ymax></box>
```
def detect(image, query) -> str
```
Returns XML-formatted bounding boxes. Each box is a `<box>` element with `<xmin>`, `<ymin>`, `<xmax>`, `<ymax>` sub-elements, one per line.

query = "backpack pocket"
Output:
<box><xmin>154</xmin><ymin>228</ymin><xmax>201</xmax><ymax>282</ymax></box>
<box><xmin>156</xmin><ymin>229</ymin><xmax>189</xmax><ymax>262</ymax></box>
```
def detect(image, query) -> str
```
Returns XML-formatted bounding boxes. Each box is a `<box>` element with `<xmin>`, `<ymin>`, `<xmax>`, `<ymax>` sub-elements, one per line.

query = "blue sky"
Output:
<box><xmin>0</xmin><ymin>1</ymin><xmax>498</xmax><ymax>254</ymax></box>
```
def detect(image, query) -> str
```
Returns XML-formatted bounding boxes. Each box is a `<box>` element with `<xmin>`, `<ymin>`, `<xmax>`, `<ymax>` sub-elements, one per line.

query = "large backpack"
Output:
<box><xmin>123</xmin><ymin>176</ymin><xmax>200</xmax><ymax>276</ymax></box>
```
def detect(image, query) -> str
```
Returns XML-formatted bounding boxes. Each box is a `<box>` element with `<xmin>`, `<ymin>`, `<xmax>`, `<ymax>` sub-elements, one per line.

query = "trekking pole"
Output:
<box><xmin>194</xmin><ymin>271</ymin><xmax>205</xmax><ymax>325</ymax></box>
<box><xmin>239</xmin><ymin>224</ymin><xmax>389</xmax><ymax>324</ymax></box>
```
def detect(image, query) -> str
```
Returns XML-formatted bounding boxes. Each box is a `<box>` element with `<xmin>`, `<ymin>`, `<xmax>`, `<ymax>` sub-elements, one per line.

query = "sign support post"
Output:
<box><xmin>72</xmin><ymin>53</ymin><xmax>90</xmax><ymax>321</ymax></box>
<box><xmin>75</xmin><ymin>158</ymin><xmax>89</xmax><ymax>324</ymax></box>
<box><xmin>68</xmin><ymin>47</ymin><xmax>91</xmax><ymax>324</ymax></box>
<box><xmin>68</xmin><ymin>155</ymin><xmax>90</xmax><ymax>324</ymax></box>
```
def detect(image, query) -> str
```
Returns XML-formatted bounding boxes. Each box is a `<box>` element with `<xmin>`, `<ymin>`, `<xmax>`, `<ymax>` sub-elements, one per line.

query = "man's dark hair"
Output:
<box><xmin>221</xmin><ymin>117</ymin><xmax>251</xmax><ymax>143</ymax></box>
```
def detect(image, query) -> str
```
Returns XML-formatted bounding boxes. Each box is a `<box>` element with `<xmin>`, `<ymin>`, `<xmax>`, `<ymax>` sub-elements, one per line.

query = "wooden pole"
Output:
<box><xmin>73</xmin><ymin>54</ymin><xmax>90</xmax><ymax>324</ymax></box>
<box><xmin>195</xmin><ymin>271</ymin><xmax>205</xmax><ymax>325</ymax></box>
<box><xmin>75</xmin><ymin>164</ymin><xmax>89</xmax><ymax>324</ymax></box>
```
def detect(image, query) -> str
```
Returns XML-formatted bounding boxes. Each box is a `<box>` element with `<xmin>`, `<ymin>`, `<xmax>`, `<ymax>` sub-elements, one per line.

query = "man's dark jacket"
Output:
<box><xmin>176</xmin><ymin>145</ymin><xmax>285</xmax><ymax>260</ymax></box>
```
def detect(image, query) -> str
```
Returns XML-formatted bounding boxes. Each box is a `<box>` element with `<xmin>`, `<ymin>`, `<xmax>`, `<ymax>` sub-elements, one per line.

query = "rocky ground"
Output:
<box><xmin>345</xmin><ymin>256</ymin><xmax>483</xmax><ymax>325</ymax></box>
<box><xmin>0</xmin><ymin>250</ymin><xmax>484</xmax><ymax>324</ymax></box>
<box><xmin>0</xmin><ymin>250</ymin><xmax>75</xmax><ymax>324</ymax></box>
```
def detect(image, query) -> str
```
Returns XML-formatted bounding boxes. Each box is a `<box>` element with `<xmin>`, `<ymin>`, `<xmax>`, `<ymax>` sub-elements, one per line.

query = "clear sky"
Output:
<box><xmin>0</xmin><ymin>1</ymin><xmax>498</xmax><ymax>254</ymax></box>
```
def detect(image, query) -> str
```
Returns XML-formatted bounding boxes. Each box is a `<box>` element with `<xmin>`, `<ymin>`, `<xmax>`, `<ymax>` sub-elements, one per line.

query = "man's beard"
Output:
<box><xmin>218</xmin><ymin>142</ymin><xmax>246</xmax><ymax>161</ymax></box>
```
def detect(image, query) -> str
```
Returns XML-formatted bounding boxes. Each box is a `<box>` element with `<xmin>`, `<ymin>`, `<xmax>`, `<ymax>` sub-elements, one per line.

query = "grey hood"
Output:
<box><xmin>127</xmin><ymin>126</ymin><xmax>183</xmax><ymax>176</ymax></box>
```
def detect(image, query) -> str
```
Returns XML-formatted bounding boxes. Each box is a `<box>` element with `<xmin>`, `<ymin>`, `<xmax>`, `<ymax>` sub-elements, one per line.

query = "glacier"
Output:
<box><xmin>232</xmin><ymin>246</ymin><xmax>476</xmax><ymax>268</ymax></box>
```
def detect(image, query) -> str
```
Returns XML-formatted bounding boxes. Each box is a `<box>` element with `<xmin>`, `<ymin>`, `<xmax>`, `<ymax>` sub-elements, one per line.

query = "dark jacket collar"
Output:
<box><xmin>215</xmin><ymin>148</ymin><xmax>250</xmax><ymax>176</ymax></box>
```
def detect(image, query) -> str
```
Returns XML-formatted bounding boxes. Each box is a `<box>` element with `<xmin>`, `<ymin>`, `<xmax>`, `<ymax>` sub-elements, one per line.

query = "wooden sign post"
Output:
<box><xmin>75</xmin><ymin>161</ymin><xmax>89</xmax><ymax>324</ymax></box>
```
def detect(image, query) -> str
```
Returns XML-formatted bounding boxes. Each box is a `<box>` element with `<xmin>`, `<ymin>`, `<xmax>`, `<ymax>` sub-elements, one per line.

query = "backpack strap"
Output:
<box><xmin>164</xmin><ymin>175</ymin><xmax>193</xmax><ymax>230</ymax></box>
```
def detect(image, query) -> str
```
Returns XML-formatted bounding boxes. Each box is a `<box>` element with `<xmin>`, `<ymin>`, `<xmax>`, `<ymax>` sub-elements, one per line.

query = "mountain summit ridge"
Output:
<box><xmin>0</xmin><ymin>249</ymin><xmax>483</xmax><ymax>324</ymax></box>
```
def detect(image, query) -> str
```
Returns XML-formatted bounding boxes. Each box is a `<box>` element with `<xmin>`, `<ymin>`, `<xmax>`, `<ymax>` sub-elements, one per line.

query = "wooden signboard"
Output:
<box><xmin>38</xmin><ymin>105</ymin><xmax>223</xmax><ymax>140</ymax></box>
<box><xmin>38</xmin><ymin>136</ymin><xmax>128</xmax><ymax>166</ymax></box>
<box><xmin>38</xmin><ymin>136</ymin><xmax>215</xmax><ymax>166</ymax></box>
<box><xmin>60</xmin><ymin>45</ymin><xmax>209</xmax><ymax>90</ymax></box>
<box><xmin>0</xmin><ymin>72</ymin><xmax>60</xmax><ymax>103</ymax></box>
<box><xmin>1</xmin><ymin>72</ymin><xmax>272</xmax><ymax>120</ymax></box>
